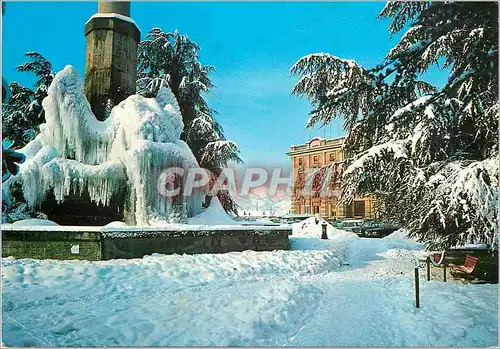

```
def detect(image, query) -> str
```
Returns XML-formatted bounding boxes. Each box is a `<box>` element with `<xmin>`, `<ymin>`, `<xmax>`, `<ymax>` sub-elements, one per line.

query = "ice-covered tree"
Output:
<box><xmin>2</xmin><ymin>52</ymin><xmax>54</xmax><ymax>147</ymax></box>
<box><xmin>1</xmin><ymin>139</ymin><xmax>48</xmax><ymax>224</ymax></box>
<box><xmin>291</xmin><ymin>2</ymin><xmax>498</xmax><ymax>250</ymax></box>
<box><xmin>137</xmin><ymin>28</ymin><xmax>242</xmax><ymax>214</ymax></box>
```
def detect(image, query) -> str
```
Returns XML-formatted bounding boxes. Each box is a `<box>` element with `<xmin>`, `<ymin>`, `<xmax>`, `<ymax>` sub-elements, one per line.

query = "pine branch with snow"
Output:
<box><xmin>2</xmin><ymin>52</ymin><xmax>54</xmax><ymax>148</ymax></box>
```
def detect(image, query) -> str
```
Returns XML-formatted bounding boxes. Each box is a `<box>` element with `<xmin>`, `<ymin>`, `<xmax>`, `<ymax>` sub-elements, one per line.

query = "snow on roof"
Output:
<box><xmin>85</xmin><ymin>13</ymin><xmax>140</xmax><ymax>31</ymax></box>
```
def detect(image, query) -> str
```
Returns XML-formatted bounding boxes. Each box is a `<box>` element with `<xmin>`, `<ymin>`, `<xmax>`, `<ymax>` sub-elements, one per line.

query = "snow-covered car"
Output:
<box><xmin>355</xmin><ymin>220</ymin><xmax>399</xmax><ymax>238</ymax></box>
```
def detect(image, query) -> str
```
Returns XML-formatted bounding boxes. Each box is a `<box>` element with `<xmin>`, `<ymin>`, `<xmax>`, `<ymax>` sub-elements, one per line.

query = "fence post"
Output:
<box><xmin>414</xmin><ymin>266</ymin><xmax>420</xmax><ymax>308</ymax></box>
<box><xmin>426</xmin><ymin>257</ymin><xmax>431</xmax><ymax>281</ymax></box>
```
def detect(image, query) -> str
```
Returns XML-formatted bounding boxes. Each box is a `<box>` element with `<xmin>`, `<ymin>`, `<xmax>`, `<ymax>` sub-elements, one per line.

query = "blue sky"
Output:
<box><xmin>2</xmin><ymin>2</ymin><xmax>447</xmax><ymax>166</ymax></box>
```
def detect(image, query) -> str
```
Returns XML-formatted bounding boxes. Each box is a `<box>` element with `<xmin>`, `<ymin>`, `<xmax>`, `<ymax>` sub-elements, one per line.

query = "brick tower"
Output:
<box><xmin>84</xmin><ymin>1</ymin><xmax>140</xmax><ymax>121</ymax></box>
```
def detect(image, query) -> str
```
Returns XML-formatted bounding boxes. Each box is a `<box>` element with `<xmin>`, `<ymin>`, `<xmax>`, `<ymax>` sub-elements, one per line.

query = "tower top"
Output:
<box><xmin>84</xmin><ymin>0</ymin><xmax>139</xmax><ymax>121</ymax></box>
<box><xmin>97</xmin><ymin>1</ymin><xmax>130</xmax><ymax>16</ymax></box>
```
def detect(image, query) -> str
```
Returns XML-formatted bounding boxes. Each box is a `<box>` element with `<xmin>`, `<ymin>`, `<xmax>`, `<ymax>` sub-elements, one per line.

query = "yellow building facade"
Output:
<box><xmin>286</xmin><ymin>136</ymin><xmax>376</xmax><ymax>219</ymax></box>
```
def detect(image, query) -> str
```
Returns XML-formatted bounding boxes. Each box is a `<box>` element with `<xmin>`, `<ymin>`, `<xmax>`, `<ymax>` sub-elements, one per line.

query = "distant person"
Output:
<box><xmin>314</xmin><ymin>213</ymin><xmax>320</xmax><ymax>225</ymax></box>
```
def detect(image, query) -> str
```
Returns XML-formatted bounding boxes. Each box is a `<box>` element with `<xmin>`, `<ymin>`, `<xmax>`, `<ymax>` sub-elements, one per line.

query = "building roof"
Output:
<box><xmin>287</xmin><ymin>136</ymin><xmax>345</xmax><ymax>156</ymax></box>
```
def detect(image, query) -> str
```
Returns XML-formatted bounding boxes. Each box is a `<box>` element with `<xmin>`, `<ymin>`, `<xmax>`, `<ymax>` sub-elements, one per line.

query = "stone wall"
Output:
<box><xmin>2</xmin><ymin>229</ymin><xmax>101</xmax><ymax>260</ymax></box>
<box><xmin>2</xmin><ymin>226</ymin><xmax>291</xmax><ymax>261</ymax></box>
<box><xmin>100</xmin><ymin>228</ymin><xmax>291</xmax><ymax>260</ymax></box>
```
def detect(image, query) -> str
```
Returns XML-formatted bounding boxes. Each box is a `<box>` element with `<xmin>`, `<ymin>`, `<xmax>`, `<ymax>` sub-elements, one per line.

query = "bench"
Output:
<box><xmin>450</xmin><ymin>255</ymin><xmax>479</xmax><ymax>277</ymax></box>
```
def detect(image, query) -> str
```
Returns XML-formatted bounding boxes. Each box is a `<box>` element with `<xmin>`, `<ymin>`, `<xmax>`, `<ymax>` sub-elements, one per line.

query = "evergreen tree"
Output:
<box><xmin>137</xmin><ymin>28</ymin><xmax>242</xmax><ymax>214</ymax></box>
<box><xmin>2</xmin><ymin>52</ymin><xmax>54</xmax><ymax>148</ymax></box>
<box><xmin>291</xmin><ymin>2</ymin><xmax>498</xmax><ymax>250</ymax></box>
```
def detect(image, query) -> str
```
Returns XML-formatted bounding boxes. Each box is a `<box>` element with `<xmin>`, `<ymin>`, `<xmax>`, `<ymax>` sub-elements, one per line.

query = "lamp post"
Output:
<box><xmin>321</xmin><ymin>221</ymin><xmax>328</xmax><ymax>239</ymax></box>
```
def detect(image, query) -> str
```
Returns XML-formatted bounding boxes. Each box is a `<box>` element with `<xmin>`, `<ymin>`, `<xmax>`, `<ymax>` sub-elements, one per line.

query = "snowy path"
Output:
<box><xmin>2</xmin><ymin>237</ymin><xmax>498</xmax><ymax>347</ymax></box>
<box><xmin>287</xmin><ymin>239</ymin><xmax>498</xmax><ymax>347</ymax></box>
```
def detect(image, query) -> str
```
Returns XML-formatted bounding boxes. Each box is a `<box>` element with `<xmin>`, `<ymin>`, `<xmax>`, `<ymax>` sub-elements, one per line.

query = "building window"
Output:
<box><xmin>329</xmin><ymin>153</ymin><xmax>335</xmax><ymax>162</ymax></box>
<box><xmin>330</xmin><ymin>203</ymin><xmax>336</xmax><ymax>217</ymax></box>
<box><xmin>298</xmin><ymin>158</ymin><xmax>303</xmax><ymax>166</ymax></box>
<box><xmin>305</xmin><ymin>206</ymin><xmax>311</xmax><ymax>214</ymax></box>
<box><xmin>313</xmin><ymin>155</ymin><xmax>319</xmax><ymax>163</ymax></box>
<box><xmin>313</xmin><ymin>191</ymin><xmax>320</xmax><ymax>198</ymax></box>
<box><xmin>344</xmin><ymin>203</ymin><xmax>354</xmax><ymax>218</ymax></box>
<box><xmin>354</xmin><ymin>200</ymin><xmax>365</xmax><ymax>217</ymax></box>
<box><xmin>313</xmin><ymin>206</ymin><xmax>320</xmax><ymax>214</ymax></box>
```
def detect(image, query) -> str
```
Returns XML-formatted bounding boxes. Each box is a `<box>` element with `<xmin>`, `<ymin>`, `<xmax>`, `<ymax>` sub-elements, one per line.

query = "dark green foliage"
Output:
<box><xmin>2</xmin><ymin>52</ymin><xmax>54</xmax><ymax>148</ymax></box>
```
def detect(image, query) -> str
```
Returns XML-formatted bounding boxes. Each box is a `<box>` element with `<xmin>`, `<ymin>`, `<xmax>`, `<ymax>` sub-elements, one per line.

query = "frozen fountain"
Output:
<box><xmin>5</xmin><ymin>66</ymin><xmax>204</xmax><ymax>226</ymax></box>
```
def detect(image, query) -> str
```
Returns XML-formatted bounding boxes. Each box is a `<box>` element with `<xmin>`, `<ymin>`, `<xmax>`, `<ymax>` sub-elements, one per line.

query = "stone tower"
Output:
<box><xmin>84</xmin><ymin>1</ymin><xmax>140</xmax><ymax>121</ymax></box>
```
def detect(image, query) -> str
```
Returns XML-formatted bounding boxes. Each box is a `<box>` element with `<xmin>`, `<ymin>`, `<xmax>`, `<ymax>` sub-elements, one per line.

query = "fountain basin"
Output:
<box><xmin>1</xmin><ymin>224</ymin><xmax>291</xmax><ymax>260</ymax></box>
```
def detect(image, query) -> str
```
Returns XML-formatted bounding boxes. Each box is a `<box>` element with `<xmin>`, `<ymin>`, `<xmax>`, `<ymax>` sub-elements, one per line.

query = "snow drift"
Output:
<box><xmin>382</xmin><ymin>228</ymin><xmax>425</xmax><ymax>250</ymax></box>
<box><xmin>292</xmin><ymin>216</ymin><xmax>358</xmax><ymax>240</ymax></box>
<box><xmin>4</xmin><ymin>66</ymin><xmax>206</xmax><ymax>225</ymax></box>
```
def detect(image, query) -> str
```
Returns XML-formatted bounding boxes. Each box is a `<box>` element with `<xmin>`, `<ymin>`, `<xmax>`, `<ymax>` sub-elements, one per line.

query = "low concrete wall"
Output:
<box><xmin>100</xmin><ymin>227</ymin><xmax>290</xmax><ymax>260</ymax></box>
<box><xmin>1</xmin><ymin>225</ymin><xmax>291</xmax><ymax>261</ymax></box>
<box><xmin>2</xmin><ymin>228</ymin><xmax>102</xmax><ymax>260</ymax></box>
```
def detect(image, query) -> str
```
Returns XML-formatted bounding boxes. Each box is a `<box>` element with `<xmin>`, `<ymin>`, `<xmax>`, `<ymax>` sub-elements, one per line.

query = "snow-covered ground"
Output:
<box><xmin>2</xmin><ymin>227</ymin><xmax>497</xmax><ymax>347</ymax></box>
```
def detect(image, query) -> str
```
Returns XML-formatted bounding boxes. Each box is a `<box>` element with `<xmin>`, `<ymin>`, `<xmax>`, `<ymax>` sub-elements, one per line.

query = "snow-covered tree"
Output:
<box><xmin>291</xmin><ymin>2</ymin><xmax>498</xmax><ymax>250</ymax></box>
<box><xmin>2</xmin><ymin>52</ymin><xmax>54</xmax><ymax>147</ymax></box>
<box><xmin>137</xmin><ymin>28</ymin><xmax>242</xmax><ymax>214</ymax></box>
<box><xmin>1</xmin><ymin>139</ymin><xmax>48</xmax><ymax>224</ymax></box>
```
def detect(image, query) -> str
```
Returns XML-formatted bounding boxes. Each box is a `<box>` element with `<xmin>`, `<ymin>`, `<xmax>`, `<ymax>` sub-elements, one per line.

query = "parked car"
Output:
<box><xmin>338</xmin><ymin>219</ymin><xmax>364</xmax><ymax>232</ymax></box>
<box><xmin>281</xmin><ymin>214</ymin><xmax>313</xmax><ymax>224</ymax></box>
<box><xmin>326</xmin><ymin>218</ymin><xmax>340</xmax><ymax>227</ymax></box>
<box><xmin>353</xmin><ymin>220</ymin><xmax>398</xmax><ymax>238</ymax></box>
